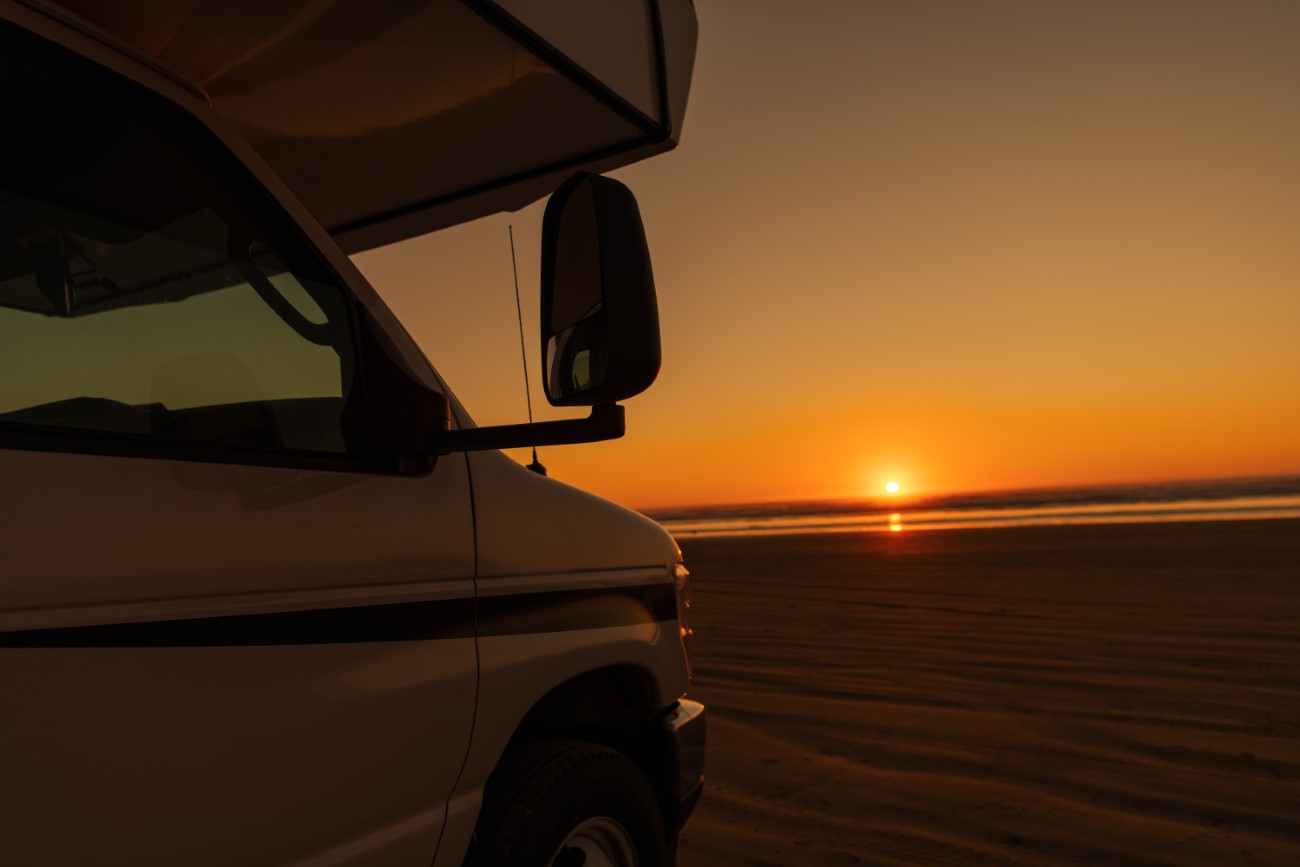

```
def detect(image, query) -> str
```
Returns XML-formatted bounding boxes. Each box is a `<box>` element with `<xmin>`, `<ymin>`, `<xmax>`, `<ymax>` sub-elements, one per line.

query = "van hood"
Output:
<box><xmin>465</xmin><ymin>449</ymin><xmax>679</xmax><ymax>578</ymax></box>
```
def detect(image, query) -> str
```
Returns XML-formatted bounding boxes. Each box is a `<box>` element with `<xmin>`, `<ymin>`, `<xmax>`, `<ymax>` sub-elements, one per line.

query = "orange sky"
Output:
<box><xmin>355</xmin><ymin>0</ymin><xmax>1300</xmax><ymax>510</ymax></box>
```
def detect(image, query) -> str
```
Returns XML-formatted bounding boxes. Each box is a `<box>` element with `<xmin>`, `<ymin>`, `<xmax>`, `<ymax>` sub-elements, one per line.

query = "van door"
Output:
<box><xmin>0</xmin><ymin>22</ymin><xmax>476</xmax><ymax>867</ymax></box>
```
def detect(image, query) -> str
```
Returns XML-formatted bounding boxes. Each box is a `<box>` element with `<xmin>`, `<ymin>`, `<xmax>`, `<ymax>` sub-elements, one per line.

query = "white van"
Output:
<box><xmin>0</xmin><ymin>2</ymin><xmax>703</xmax><ymax>865</ymax></box>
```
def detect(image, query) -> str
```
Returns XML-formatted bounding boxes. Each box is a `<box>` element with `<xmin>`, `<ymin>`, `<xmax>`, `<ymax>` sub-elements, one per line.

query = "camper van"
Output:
<box><xmin>0</xmin><ymin>2</ymin><xmax>703</xmax><ymax>865</ymax></box>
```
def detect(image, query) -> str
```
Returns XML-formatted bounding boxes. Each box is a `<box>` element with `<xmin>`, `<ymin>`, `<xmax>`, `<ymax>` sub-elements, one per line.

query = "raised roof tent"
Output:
<box><xmin>46</xmin><ymin>0</ymin><xmax>698</xmax><ymax>253</ymax></box>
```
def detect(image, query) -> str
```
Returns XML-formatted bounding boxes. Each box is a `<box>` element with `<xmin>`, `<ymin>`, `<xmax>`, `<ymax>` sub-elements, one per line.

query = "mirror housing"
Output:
<box><xmin>541</xmin><ymin>171</ymin><xmax>660</xmax><ymax>407</ymax></box>
<box><xmin>425</xmin><ymin>172</ymin><xmax>660</xmax><ymax>457</ymax></box>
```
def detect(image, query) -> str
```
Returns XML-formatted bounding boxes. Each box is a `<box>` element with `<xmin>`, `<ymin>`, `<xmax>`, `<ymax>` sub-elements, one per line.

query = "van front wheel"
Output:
<box><xmin>467</xmin><ymin>740</ymin><xmax>667</xmax><ymax>867</ymax></box>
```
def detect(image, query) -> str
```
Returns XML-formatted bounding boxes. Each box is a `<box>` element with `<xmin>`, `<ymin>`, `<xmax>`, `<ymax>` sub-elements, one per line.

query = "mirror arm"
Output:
<box><xmin>425</xmin><ymin>404</ymin><xmax>624</xmax><ymax>455</ymax></box>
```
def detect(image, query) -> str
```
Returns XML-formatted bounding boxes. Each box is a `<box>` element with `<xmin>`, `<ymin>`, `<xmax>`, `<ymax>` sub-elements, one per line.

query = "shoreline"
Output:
<box><xmin>658</xmin><ymin>503</ymin><xmax>1300</xmax><ymax>540</ymax></box>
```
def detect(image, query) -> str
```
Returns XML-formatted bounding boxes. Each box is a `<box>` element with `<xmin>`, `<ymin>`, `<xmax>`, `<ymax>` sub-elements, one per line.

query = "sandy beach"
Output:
<box><xmin>674</xmin><ymin>519</ymin><xmax>1300</xmax><ymax>866</ymax></box>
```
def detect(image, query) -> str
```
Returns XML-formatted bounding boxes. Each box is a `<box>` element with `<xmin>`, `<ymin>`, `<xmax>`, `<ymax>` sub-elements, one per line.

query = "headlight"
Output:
<box><xmin>673</xmin><ymin>562</ymin><xmax>694</xmax><ymax>677</ymax></box>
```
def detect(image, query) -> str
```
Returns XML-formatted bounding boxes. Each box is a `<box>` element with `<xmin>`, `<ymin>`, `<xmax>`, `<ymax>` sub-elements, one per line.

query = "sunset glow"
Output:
<box><xmin>885</xmin><ymin>482</ymin><xmax>901</xmax><ymax>494</ymax></box>
<box><xmin>354</xmin><ymin>1</ymin><xmax>1300</xmax><ymax>510</ymax></box>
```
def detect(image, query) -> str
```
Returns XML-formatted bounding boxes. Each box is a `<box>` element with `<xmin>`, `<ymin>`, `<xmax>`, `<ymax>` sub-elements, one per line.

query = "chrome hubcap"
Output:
<box><xmin>549</xmin><ymin>817</ymin><xmax>638</xmax><ymax>867</ymax></box>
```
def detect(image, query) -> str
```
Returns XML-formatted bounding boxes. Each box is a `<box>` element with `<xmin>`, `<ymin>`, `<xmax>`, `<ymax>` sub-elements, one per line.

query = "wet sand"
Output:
<box><xmin>674</xmin><ymin>519</ymin><xmax>1300</xmax><ymax>866</ymax></box>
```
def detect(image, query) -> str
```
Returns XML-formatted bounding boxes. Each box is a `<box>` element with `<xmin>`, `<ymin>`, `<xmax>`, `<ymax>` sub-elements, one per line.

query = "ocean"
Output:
<box><xmin>642</xmin><ymin>475</ymin><xmax>1300</xmax><ymax>538</ymax></box>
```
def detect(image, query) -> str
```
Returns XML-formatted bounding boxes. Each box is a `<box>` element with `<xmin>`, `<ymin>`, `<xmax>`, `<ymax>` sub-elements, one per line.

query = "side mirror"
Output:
<box><xmin>541</xmin><ymin>171</ymin><xmax>660</xmax><ymax>406</ymax></box>
<box><xmin>426</xmin><ymin>172</ymin><xmax>661</xmax><ymax>456</ymax></box>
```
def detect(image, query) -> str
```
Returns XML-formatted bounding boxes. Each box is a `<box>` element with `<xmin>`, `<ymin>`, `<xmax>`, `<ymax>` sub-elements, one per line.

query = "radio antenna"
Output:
<box><xmin>509</xmin><ymin>225</ymin><xmax>547</xmax><ymax>476</ymax></box>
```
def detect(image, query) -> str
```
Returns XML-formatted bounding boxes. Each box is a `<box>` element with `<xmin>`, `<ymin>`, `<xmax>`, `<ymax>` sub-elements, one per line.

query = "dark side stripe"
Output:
<box><xmin>0</xmin><ymin>583</ymin><xmax>677</xmax><ymax>648</ymax></box>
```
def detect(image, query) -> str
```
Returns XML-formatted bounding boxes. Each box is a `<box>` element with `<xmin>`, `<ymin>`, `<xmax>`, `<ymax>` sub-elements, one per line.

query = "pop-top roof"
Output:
<box><xmin>46</xmin><ymin>0</ymin><xmax>697</xmax><ymax>252</ymax></box>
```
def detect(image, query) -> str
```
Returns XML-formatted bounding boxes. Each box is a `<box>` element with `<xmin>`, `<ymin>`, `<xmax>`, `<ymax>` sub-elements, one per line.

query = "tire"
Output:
<box><xmin>465</xmin><ymin>739</ymin><xmax>667</xmax><ymax>867</ymax></box>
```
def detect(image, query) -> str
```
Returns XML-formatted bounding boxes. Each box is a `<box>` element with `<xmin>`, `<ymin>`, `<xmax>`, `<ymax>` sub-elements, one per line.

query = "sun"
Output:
<box><xmin>885</xmin><ymin>481</ymin><xmax>901</xmax><ymax>494</ymax></box>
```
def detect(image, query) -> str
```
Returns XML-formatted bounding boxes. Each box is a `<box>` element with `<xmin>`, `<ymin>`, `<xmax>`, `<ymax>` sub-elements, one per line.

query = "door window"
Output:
<box><xmin>0</xmin><ymin>25</ymin><xmax>361</xmax><ymax>458</ymax></box>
